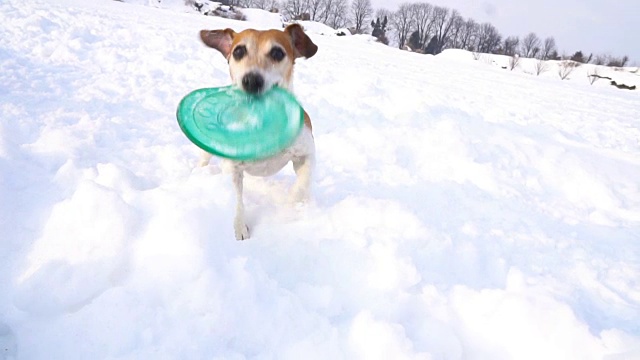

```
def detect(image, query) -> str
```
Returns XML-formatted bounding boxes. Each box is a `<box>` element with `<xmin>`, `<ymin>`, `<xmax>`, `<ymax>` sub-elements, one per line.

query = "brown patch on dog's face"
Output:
<box><xmin>227</xmin><ymin>29</ymin><xmax>296</xmax><ymax>91</ymax></box>
<box><xmin>200</xmin><ymin>25</ymin><xmax>317</xmax><ymax>93</ymax></box>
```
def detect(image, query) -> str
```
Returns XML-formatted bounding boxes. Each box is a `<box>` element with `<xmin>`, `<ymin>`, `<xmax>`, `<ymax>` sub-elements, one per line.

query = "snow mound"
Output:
<box><xmin>240</xmin><ymin>8</ymin><xmax>284</xmax><ymax>29</ymax></box>
<box><xmin>296</xmin><ymin>20</ymin><xmax>338</xmax><ymax>35</ymax></box>
<box><xmin>436</xmin><ymin>48</ymin><xmax>476</xmax><ymax>62</ymax></box>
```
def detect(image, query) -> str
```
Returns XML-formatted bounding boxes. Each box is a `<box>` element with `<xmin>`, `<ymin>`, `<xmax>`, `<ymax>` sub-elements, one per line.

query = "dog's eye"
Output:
<box><xmin>269</xmin><ymin>47</ymin><xmax>285</xmax><ymax>62</ymax></box>
<box><xmin>232</xmin><ymin>45</ymin><xmax>246</xmax><ymax>61</ymax></box>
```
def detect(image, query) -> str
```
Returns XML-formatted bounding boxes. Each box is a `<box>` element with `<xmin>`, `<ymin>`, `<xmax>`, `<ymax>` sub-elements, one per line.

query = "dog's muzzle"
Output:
<box><xmin>241</xmin><ymin>72</ymin><xmax>265</xmax><ymax>94</ymax></box>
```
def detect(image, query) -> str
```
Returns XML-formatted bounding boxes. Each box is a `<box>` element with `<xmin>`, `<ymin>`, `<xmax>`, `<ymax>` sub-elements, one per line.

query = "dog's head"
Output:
<box><xmin>200</xmin><ymin>24</ymin><xmax>317</xmax><ymax>94</ymax></box>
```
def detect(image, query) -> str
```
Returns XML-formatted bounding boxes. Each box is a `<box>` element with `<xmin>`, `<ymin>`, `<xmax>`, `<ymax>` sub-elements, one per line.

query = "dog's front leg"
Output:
<box><xmin>290</xmin><ymin>154</ymin><xmax>314</xmax><ymax>203</ymax></box>
<box><xmin>198</xmin><ymin>151</ymin><xmax>213</xmax><ymax>167</ymax></box>
<box><xmin>232</xmin><ymin>168</ymin><xmax>250</xmax><ymax>240</ymax></box>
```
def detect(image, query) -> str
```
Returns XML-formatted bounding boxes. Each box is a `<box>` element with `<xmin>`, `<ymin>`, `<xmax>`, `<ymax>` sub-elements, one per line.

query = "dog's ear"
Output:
<box><xmin>284</xmin><ymin>24</ymin><xmax>317</xmax><ymax>59</ymax></box>
<box><xmin>200</xmin><ymin>29</ymin><xmax>236</xmax><ymax>58</ymax></box>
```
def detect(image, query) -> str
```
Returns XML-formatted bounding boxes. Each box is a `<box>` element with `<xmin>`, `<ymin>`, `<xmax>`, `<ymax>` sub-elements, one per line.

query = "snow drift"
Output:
<box><xmin>1</xmin><ymin>0</ymin><xmax>639</xmax><ymax>359</ymax></box>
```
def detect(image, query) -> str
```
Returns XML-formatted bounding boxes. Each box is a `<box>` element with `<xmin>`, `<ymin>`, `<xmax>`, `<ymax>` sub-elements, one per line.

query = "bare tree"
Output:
<box><xmin>503</xmin><ymin>36</ymin><xmax>519</xmax><ymax>56</ymax></box>
<box><xmin>541</xmin><ymin>37</ymin><xmax>556</xmax><ymax>60</ymax></box>
<box><xmin>390</xmin><ymin>3</ymin><xmax>414</xmax><ymax>49</ymax></box>
<box><xmin>326</xmin><ymin>0</ymin><xmax>349</xmax><ymax>28</ymax></box>
<box><xmin>375</xmin><ymin>8</ymin><xmax>393</xmax><ymax>22</ymax></box>
<box><xmin>446</xmin><ymin>13</ymin><xmax>466</xmax><ymax>50</ymax></box>
<box><xmin>438</xmin><ymin>9</ymin><xmax>463</xmax><ymax>51</ymax></box>
<box><xmin>409</xmin><ymin>2</ymin><xmax>434</xmax><ymax>50</ymax></box>
<box><xmin>457</xmin><ymin>18</ymin><xmax>478</xmax><ymax>51</ymax></box>
<box><xmin>282</xmin><ymin>0</ymin><xmax>307</xmax><ymax>19</ymax></box>
<box><xmin>306</xmin><ymin>0</ymin><xmax>326</xmax><ymax>21</ymax></box>
<box><xmin>431</xmin><ymin>7</ymin><xmax>459</xmax><ymax>54</ymax></box>
<box><xmin>351</xmin><ymin>0</ymin><xmax>373</xmax><ymax>33</ymax></box>
<box><xmin>222</xmin><ymin>0</ymin><xmax>244</xmax><ymax>6</ymax></box>
<box><xmin>249</xmin><ymin>0</ymin><xmax>279</xmax><ymax>10</ymax></box>
<box><xmin>317</xmin><ymin>0</ymin><xmax>334</xmax><ymax>23</ymax></box>
<box><xmin>520</xmin><ymin>32</ymin><xmax>541</xmax><ymax>58</ymax></box>
<box><xmin>316</xmin><ymin>0</ymin><xmax>349</xmax><ymax>28</ymax></box>
<box><xmin>593</xmin><ymin>53</ymin><xmax>607</xmax><ymax>66</ymax></box>
<box><xmin>475</xmin><ymin>22</ymin><xmax>501</xmax><ymax>53</ymax></box>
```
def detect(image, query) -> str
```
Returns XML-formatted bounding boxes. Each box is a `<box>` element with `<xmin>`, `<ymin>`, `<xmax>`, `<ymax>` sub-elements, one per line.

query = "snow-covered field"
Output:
<box><xmin>1</xmin><ymin>0</ymin><xmax>640</xmax><ymax>359</ymax></box>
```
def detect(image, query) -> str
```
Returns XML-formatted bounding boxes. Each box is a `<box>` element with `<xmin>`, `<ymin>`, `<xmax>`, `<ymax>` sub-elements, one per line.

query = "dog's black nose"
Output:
<box><xmin>241</xmin><ymin>72</ymin><xmax>265</xmax><ymax>94</ymax></box>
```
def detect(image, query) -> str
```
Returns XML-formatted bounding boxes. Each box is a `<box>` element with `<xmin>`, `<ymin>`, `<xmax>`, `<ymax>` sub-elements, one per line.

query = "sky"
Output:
<box><xmin>371</xmin><ymin>0</ymin><xmax>640</xmax><ymax>64</ymax></box>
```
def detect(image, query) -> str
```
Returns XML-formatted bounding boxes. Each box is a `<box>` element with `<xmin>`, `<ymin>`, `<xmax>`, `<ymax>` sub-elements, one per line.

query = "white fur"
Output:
<box><xmin>199</xmin><ymin>113</ymin><xmax>315</xmax><ymax>240</ymax></box>
<box><xmin>199</xmin><ymin>27</ymin><xmax>316</xmax><ymax>240</ymax></box>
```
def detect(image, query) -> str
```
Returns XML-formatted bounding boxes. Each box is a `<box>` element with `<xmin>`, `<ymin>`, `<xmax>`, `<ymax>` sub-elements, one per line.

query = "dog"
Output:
<box><xmin>198</xmin><ymin>24</ymin><xmax>318</xmax><ymax>240</ymax></box>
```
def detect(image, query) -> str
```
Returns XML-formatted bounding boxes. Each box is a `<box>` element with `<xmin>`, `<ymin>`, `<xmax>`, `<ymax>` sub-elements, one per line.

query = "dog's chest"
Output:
<box><xmin>222</xmin><ymin>126</ymin><xmax>313</xmax><ymax>177</ymax></box>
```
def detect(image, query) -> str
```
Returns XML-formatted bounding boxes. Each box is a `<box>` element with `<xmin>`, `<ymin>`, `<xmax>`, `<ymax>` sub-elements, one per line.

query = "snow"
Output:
<box><xmin>239</xmin><ymin>8</ymin><xmax>284</xmax><ymax>29</ymax></box>
<box><xmin>1</xmin><ymin>0</ymin><xmax>640</xmax><ymax>359</ymax></box>
<box><xmin>449</xmin><ymin>50</ymin><xmax>639</xmax><ymax>89</ymax></box>
<box><xmin>295</xmin><ymin>21</ymin><xmax>343</xmax><ymax>36</ymax></box>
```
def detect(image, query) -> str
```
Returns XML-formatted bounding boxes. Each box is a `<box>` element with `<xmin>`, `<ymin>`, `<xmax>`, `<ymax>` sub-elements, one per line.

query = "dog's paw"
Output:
<box><xmin>235</xmin><ymin>223</ymin><xmax>250</xmax><ymax>241</ymax></box>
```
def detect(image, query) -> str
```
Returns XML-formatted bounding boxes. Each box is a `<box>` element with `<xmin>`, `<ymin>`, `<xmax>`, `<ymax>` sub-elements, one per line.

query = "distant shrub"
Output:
<box><xmin>508</xmin><ymin>54</ymin><xmax>519</xmax><ymax>71</ymax></box>
<box><xmin>371</xmin><ymin>16</ymin><xmax>388</xmax><ymax>45</ymax></box>
<box><xmin>593</xmin><ymin>54</ymin><xmax>607</xmax><ymax>66</ymax></box>
<box><xmin>408</xmin><ymin>31</ymin><xmax>421</xmax><ymax>52</ymax></box>
<box><xmin>570</xmin><ymin>51</ymin><xmax>585</xmax><ymax>63</ymax></box>
<box><xmin>558</xmin><ymin>60</ymin><xmax>579</xmax><ymax>80</ymax></box>
<box><xmin>588</xmin><ymin>67</ymin><xmax>601</xmax><ymax>85</ymax></box>
<box><xmin>607</xmin><ymin>55</ymin><xmax>629</xmax><ymax>67</ymax></box>
<box><xmin>424</xmin><ymin>37</ymin><xmax>438</xmax><ymax>55</ymax></box>
<box><xmin>293</xmin><ymin>12</ymin><xmax>311</xmax><ymax>21</ymax></box>
<box><xmin>534</xmin><ymin>59</ymin><xmax>548</xmax><ymax>75</ymax></box>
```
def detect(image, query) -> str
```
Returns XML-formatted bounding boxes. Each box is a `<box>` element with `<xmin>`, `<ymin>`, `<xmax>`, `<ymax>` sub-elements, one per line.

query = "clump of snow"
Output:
<box><xmin>1</xmin><ymin>0</ymin><xmax>639</xmax><ymax>358</ymax></box>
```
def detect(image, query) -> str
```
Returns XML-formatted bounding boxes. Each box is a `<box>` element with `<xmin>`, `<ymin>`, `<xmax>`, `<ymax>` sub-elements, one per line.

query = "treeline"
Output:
<box><xmin>219</xmin><ymin>0</ymin><xmax>352</xmax><ymax>29</ymax></box>
<box><xmin>214</xmin><ymin>0</ymin><xmax>632</xmax><ymax>66</ymax></box>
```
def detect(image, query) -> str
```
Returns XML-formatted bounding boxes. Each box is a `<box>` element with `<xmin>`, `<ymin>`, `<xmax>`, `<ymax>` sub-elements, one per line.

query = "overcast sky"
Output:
<box><xmin>371</xmin><ymin>0</ymin><xmax>640</xmax><ymax>64</ymax></box>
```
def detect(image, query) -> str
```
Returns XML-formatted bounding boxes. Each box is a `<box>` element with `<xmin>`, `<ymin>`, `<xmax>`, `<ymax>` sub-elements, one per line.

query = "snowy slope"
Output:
<box><xmin>463</xmin><ymin>51</ymin><xmax>639</xmax><ymax>89</ymax></box>
<box><xmin>1</xmin><ymin>0</ymin><xmax>640</xmax><ymax>359</ymax></box>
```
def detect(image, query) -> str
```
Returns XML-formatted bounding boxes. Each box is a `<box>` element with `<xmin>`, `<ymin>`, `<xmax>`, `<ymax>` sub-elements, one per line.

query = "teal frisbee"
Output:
<box><xmin>177</xmin><ymin>86</ymin><xmax>304</xmax><ymax>161</ymax></box>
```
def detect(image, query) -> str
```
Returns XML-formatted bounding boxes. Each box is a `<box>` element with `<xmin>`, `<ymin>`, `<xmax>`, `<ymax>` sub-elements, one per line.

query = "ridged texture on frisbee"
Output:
<box><xmin>177</xmin><ymin>86</ymin><xmax>304</xmax><ymax>161</ymax></box>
